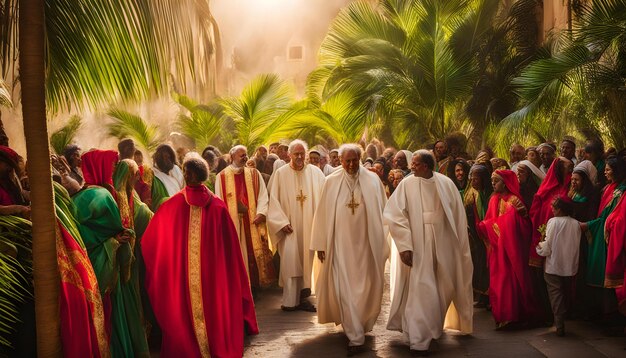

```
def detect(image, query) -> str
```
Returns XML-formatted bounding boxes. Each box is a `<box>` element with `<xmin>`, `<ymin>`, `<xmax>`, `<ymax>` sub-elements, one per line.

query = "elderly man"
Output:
<box><xmin>384</xmin><ymin>150</ymin><xmax>473</xmax><ymax>355</ymax></box>
<box><xmin>215</xmin><ymin>145</ymin><xmax>276</xmax><ymax>290</ymax></box>
<box><xmin>142</xmin><ymin>153</ymin><xmax>258</xmax><ymax>357</ymax></box>
<box><xmin>268</xmin><ymin>139</ymin><xmax>325</xmax><ymax>311</ymax></box>
<box><xmin>273</xmin><ymin>143</ymin><xmax>291</xmax><ymax>173</ymax></box>
<box><xmin>538</xmin><ymin>143</ymin><xmax>557</xmax><ymax>173</ymax></box>
<box><xmin>311</xmin><ymin>144</ymin><xmax>389</xmax><ymax>354</ymax></box>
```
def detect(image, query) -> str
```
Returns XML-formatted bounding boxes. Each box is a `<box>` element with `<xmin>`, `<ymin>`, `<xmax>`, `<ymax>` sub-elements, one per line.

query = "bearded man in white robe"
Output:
<box><xmin>384</xmin><ymin>149</ymin><xmax>473</xmax><ymax>355</ymax></box>
<box><xmin>268</xmin><ymin>139</ymin><xmax>325</xmax><ymax>311</ymax></box>
<box><xmin>215</xmin><ymin>145</ymin><xmax>276</xmax><ymax>290</ymax></box>
<box><xmin>311</xmin><ymin>144</ymin><xmax>389</xmax><ymax>354</ymax></box>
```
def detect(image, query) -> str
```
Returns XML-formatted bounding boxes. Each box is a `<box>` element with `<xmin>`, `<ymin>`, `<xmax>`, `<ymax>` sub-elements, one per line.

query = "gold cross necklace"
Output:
<box><xmin>344</xmin><ymin>170</ymin><xmax>360</xmax><ymax>215</ymax></box>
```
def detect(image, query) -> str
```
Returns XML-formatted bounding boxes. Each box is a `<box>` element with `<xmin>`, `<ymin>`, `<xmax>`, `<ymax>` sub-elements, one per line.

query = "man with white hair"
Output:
<box><xmin>215</xmin><ymin>145</ymin><xmax>276</xmax><ymax>290</ymax></box>
<box><xmin>311</xmin><ymin>144</ymin><xmax>389</xmax><ymax>354</ymax></box>
<box><xmin>268</xmin><ymin>139</ymin><xmax>325</xmax><ymax>311</ymax></box>
<box><xmin>384</xmin><ymin>149</ymin><xmax>473</xmax><ymax>355</ymax></box>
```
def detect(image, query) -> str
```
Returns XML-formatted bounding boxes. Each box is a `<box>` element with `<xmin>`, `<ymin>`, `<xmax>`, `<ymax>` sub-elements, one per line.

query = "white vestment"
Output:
<box><xmin>268</xmin><ymin>164</ymin><xmax>325</xmax><ymax>306</ymax></box>
<box><xmin>214</xmin><ymin>167</ymin><xmax>269</xmax><ymax>278</ymax></box>
<box><xmin>323</xmin><ymin>164</ymin><xmax>337</xmax><ymax>176</ymax></box>
<box><xmin>384</xmin><ymin>172</ymin><xmax>473</xmax><ymax>351</ymax></box>
<box><xmin>311</xmin><ymin>167</ymin><xmax>389</xmax><ymax>345</ymax></box>
<box><xmin>153</xmin><ymin>165</ymin><xmax>184</xmax><ymax>196</ymax></box>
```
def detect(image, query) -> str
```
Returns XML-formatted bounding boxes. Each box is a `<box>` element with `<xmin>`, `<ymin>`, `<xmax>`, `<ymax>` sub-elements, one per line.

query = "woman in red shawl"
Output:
<box><xmin>605</xmin><ymin>194</ymin><xmax>626</xmax><ymax>315</ymax></box>
<box><xmin>478</xmin><ymin>169</ymin><xmax>539</xmax><ymax>329</ymax></box>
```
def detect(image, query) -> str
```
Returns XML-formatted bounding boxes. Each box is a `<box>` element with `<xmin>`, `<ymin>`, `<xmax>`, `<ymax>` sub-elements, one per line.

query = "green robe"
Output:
<box><xmin>586</xmin><ymin>182</ymin><xmax>626</xmax><ymax>286</ymax></box>
<box><xmin>150</xmin><ymin>177</ymin><xmax>169</xmax><ymax>211</ymax></box>
<box><xmin>73</xmin><ymin>183</ymin><xmax>152</xmax><ymax>358</ymax></box>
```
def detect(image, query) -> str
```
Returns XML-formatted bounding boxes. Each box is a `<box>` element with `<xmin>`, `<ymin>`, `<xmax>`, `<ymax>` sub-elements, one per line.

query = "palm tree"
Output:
<box><xmin>7</xmin><ymin>1</ymin><xmax>222</xmax><ymax>354</ymax></box>
<box><xmin>308</xmin><ymin>0</ymin><xmax>502</xmax><ymax>146</ymax></box>
<box><xmin>19</xmin><ymin>0</ymin><xmax>59</xmax><ymax>355</ymax></box>
<box><xmin>220</xmin><ymin>74</ymin><xmax>295</xmax><ymax>150</ymax></box>
<box><xmin>49</xmin><ymin>115</ymin><xmax>82</xmax><ymax>155</ymax></box>
<box><xmin>501</xmin><ymin>0</ymin><xmax>626</xmax><ymax>149</ymax></box>
<box><xmin>174</xmin><ymin>93</ymin><xmax>231</xmax><ymax>151</ymax></box>
<box><xmin>106</xmin><ymin>109</ymin><xmax>163</xmax><ymax>153</ymax></box>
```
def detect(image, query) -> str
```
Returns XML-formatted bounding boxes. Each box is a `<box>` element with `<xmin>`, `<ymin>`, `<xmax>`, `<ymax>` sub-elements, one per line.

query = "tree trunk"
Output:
<box><xmin>19</xmin><ymin>0</ymin><xmax>62</xmax><ymax>356</ymax></box>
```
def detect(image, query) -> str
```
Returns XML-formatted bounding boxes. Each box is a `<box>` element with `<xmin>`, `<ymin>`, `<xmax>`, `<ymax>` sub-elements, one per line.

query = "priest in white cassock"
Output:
<box><xmin>384</xmin><ymin>149</ymin><xmax>473</xmax><ymax>355</ymax></box>
<box><xmin>268</xmin><ymin>139</ymin><xmax>325</xmax><ymax>311</ymax></box>
<box><xmin>215</xmin><ymin>145</ymin><xmax>276</xmax><ymax>291</ymax></box>
<box><xmin>311</xmin><ymin>144</ymin><xmax>389</xmax><ymax>355</ymax></box>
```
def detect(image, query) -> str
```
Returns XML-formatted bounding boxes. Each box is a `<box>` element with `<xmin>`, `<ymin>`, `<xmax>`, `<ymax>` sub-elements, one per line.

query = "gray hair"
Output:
<box><xmin>229</xmin><ymin>145</ymin><xmax>247</xmax><ymax>157</ymax></box>
<box><xmin>414</xmin><ymin>149</ymin><xmax>436</xmax><ymax>171</ymax></box>
<box><xmin>288</xmin><ymin>139</ymin><xmax>308</xmax><ymax>154</ymax></box>
<box><xmin>338</xmin><ymin>143</ymin><xmax>362</xmax><ymax>158</ymax></box>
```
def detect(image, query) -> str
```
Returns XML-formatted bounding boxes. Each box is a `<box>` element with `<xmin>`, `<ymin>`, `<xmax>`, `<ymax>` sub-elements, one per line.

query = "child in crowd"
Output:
<box><xmin>536</xmin><ymin>195</ymin><xmax>581</xmax><ymax>336</ymax></box>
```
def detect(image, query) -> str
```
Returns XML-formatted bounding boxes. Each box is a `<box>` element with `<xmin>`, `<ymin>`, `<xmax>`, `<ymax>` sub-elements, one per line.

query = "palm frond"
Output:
<box><xmin>106</xmin><ymin>108</ymin><xmax>162</xmax><ymax>152</ymax></box>
<box><xmin>49</xmin><ymin>115</ymin><xmax>82</xmax><ymax>155</ymax></box>
<box><xmin>176</xmin><ymin>100</ymin><xmax>228</xmax><ymax>151</ymax></box>
<box><xmin>0</xmin><ymin>76</ymin><xmax>11</xmax><ymax>107</ymax></box>
<box><xmin>220</xmin><ymin>74</ymin><xmax>295</xmax><ymax>149</ymax></box>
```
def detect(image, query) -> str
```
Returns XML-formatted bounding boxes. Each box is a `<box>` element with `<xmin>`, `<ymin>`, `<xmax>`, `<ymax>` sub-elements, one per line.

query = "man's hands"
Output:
<box><xmin>253</xmin><ymin>214</ymin><xmax>266</xmax><ymax>225</ymax></box>
<box><xmin>400</xmin><ymin>250</ymin><xmax>413</xmax><ymax>267</ymax></box>
<box><xmin>317</xmin><ymin>251</ymin><xmax>325</xmax><ymax>263</ymax></box>
<box><xmin>281</xmin><ymin>224</ymin><xmax>293</xmax><ymax>234</ymax></box>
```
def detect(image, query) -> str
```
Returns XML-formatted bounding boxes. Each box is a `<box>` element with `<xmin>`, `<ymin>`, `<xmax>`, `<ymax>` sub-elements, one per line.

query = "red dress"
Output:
<box><xmin>141</xmin><ymin>185</ymin><xmax>258</xmax><ymax>358</ymax></box>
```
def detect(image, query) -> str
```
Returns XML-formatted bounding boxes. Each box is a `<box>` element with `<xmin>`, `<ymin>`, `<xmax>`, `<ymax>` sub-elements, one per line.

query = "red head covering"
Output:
<box><xmin>494</xmin><ymin>169</ymin><xmax>521</xmax><ymax>199</ymax></box>
<box><xmin>81</xmin><ymin>150</ymin><xmax>119</xmax><ymax>187</ymax></box>
<box><xmin>0</xmin><ymin>145</ymin><xmax>19</xmax><ymax>170</ymax></box>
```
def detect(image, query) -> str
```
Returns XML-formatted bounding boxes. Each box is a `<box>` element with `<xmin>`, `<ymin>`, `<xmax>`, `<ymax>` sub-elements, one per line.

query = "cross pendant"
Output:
<box><xmin>346</xmin><ymin>191</ymin><xmax>360</xmax><ymax>215</ymax></box>
<box><xmin>296</xmin><ymin>189</ymin><xmax>307</xmax><ymax>209</ymax></box>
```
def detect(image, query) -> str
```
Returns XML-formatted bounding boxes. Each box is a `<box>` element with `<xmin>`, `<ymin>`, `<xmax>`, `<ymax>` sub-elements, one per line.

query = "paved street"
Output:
<box><xmin>244</xmin><ymin>267</ymin><xmax>626</xmax><ymax>357</ymax></box>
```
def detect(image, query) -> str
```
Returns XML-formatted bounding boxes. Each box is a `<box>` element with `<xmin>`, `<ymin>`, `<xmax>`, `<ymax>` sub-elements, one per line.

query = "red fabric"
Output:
<box><xmin>598</xmin><ymin>182</ymin><xmax>618</xmax><ymax>217</ymax></box>
<box><xmin>81</xmin><ymin>150</ymin><xmax>119</xmax><ymax>188</ymax></box>
<box><xmin>141</xmin><ymin>184</ymin><xmax>258</xmax><ymax>358</ymax></box>
<box><xmin>478</xmin><ymin>191</ymin><xmax>539</xmax><ymax>325</ymax></box>
<box><xmin>605</xmin><ymin>194</ymin><xmax>626</xmax><ymax>315</ymax></box>
<box><xmin>529</xmin><ymin>159</ymin><xmax>571</xmax><ymax>267</ymax></box>
<box><xmin>495</xmin><ymin>170</ymin><xmax>522</xmax><ymax>199</ymax></box>
<box><xmin>58</xmin><ymin>221</ymin><xmax>108</xmax><ymax>357</ymax></box>
<box><xmin>0</xmin><ymin>145</ymin><xmax>19</xmax><ymax>169</ymax></box>
<box><xmin>0</xmin><ymin>185</ymin><xmax>14</xmax><ymax>205</ymax></box>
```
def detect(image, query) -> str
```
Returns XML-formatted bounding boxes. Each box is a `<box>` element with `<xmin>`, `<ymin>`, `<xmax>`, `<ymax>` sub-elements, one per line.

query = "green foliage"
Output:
<box><xmin>308</xmin><ymin>0</ymin><xmax>504</xmax><ymax>147</ymax></box>
<box><xmin>49</xmin><ymin>115</ymin><xmax>82</xmax><ymax>155</ymax></box>
<box><xmin>0</xmin><ymin>215</ymin><xmax>33</xmax><ymax>349</ymax></box>
<box><xmin>501</xmin><ymin>0</ymin><xmax>626</xmax><ymax>150</ymax></box>
<box><xmin>174</xmin><ymin>93</ymin><xmax>229</xmax><ymax>151</ymax></box>
<box><xmin>220</xmin><ymin>74</ymin><xmax>295</xmax><ymax>149</ymax></box>
<box><xmin>1</xmin><ymin>0</ymin><xmax>219</xmax><ymax>112</ymax></box>
<box><xmin>106</xmin><ymin>109</ymin><xmax>162</xmax><ymax>153</ymax></box>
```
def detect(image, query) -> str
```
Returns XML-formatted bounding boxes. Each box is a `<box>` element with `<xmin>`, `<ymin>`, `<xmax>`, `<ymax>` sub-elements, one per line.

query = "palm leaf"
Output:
<box><xmin>0</xmin><ymin>76</ymin><xmax>11</xmax><ymax>107</ymax></box>
<box><xmin>2</xmin><ymin>0</ymin><xmax>220</xmax><ymax>112</ymax></box>
<box><xmin>106</xmin><ymin>108</ymin><xmax>162</xmax><ymax>153</ymax></box>
<box><xmin>174</xmin><ymin>93</ymin><xmax>229</xmax><ymax>151</ymax></box>
<box><xmin>220</xmin><ymin>74</ymin><xmax>295</xmax><ymax>149</ymax></box>
<box><xmin>49</xmin><ymin>115</ymin><xmax>82</xmax><ymax>155</ymax></box>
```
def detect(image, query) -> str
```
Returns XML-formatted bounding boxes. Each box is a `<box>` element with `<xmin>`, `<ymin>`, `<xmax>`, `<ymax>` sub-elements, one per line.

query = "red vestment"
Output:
<box><xmin>141</xmin><ymin>185</ymin><xmax>258</xmax><ymax>358</ymax></box>
<box><xmin>605</xmin><ymin>194</ymin><xmax>626</xmax><ymax>314</ymax></box>
<box><xmin>478</xmin><ymin>170</ymin><xmax>539</xmax><ymax>325</ymax></box>
<box><xmin>529</xmin><ymin>158</ymin><xmax>571</xmax><ymax>267</ymax></box>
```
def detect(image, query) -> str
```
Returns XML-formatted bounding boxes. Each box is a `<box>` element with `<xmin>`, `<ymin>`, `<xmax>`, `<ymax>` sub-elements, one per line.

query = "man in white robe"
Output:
<box><xmin>268</xmin><ymin>139</ymin><xmax>325</xmax><ymax>311</ymax></box>
<box><xmin>215</xmin><ymin>145</ymin><xmax>275</xmax><ymax>290</ymax></box>
<box><xmin>384</xmin><ymin>149</ymin><xmax>473</xmax><ymax>354</ymax></box>
<box><xmin>311</xmin><ymin>144</ymin><xmax>389</xmax><ymax>354</ymax></box>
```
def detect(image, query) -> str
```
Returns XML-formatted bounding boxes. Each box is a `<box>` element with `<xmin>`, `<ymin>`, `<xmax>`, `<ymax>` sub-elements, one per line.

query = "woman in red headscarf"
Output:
<box><xmin>478</xmin><ymin>170</ymin><xmax>539</xmax><ymax>329</ymax></box>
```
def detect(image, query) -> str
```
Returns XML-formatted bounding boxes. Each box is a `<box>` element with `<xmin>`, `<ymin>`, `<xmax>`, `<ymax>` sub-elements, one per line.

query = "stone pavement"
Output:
<box><xmin>244</xmin><ymin>269</ymin><xmax>626</xmax><ymax>357</ymax></box>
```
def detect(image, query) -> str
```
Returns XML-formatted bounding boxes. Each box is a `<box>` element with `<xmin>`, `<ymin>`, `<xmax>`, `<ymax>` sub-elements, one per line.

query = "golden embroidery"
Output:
<box><xmin>605</xmin><ymin>276</ymin><xmax>624</xmax><ymax>288</ymax></box>
<box><xmin>188</xmin><ymin>206</ymin><xmax>211</xmax><ymax>357</ymax></box>
<box><xmin>56</xmin><ymin>225</ymin><xmax>110</xmax><ymax>358</ymax></box>
<box><xmin>492</xmin><ymin>223</ymin><xmax>501</xmax><ymax>238</ymax></box>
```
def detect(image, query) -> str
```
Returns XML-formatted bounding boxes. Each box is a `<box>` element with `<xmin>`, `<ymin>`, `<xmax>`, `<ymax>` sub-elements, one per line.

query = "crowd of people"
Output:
<box><xmin>1</xmin><ymin>132</ymin><xmax>626</xmax><ymax>357</ymax></box>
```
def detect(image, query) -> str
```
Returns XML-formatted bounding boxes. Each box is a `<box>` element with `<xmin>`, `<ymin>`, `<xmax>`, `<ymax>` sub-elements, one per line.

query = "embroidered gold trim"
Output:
<box><xmin>492</xmin><ymin>223</ymin><xmax>501</xmax><ymax>238</ymax></box>
<box><xmin>188</xmin><ymin>206</ymin><xmax>211</xmax><ymax>357</ymax></box>
<box><xmin>56</xmin><ymin>225</ymin><xmax>110</xmax><ymax>358</ymax></box>
<box><xmin>604</xmin><ymin>276</ymin><xmax>624</xmax><ymax>288</ymax></box>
